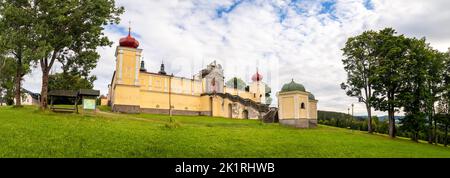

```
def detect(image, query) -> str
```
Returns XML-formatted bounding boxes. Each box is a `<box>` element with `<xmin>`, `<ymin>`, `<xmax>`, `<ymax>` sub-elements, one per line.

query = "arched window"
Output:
<box><xmin>301</xmin><ymin>103</ymin><xmax>305</xmax><ymax>109</ymax></box>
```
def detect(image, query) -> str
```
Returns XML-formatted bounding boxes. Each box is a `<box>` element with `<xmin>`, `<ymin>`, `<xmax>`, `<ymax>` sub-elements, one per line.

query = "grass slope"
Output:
<box><xmin>0</xmin><ymin>106</ymin><xmax>449</xmax><ymax>158</ymax></box>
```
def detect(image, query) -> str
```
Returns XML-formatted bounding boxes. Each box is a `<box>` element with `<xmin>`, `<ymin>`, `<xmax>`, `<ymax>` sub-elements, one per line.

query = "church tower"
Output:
<box><xmin>111</xmin><ymin>25</ymin><xmax>143</xmax><ymax>113</ymax></box>
<box><xmin>115</xmin><ymin>26</ymin><xmax>142</xmax><ymax>86</ymax></box>
<box><xmin>249</xmin><ymin>69</ymin><xmax>266</xmax><ymax>104</ymax></box>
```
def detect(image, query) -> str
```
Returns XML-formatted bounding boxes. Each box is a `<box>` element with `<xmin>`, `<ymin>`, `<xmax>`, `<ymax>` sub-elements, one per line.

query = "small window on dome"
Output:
<box><xmin>301</xmin><ymin>103</ymin><xmax>305</xmax><ymax>109</ymax></box>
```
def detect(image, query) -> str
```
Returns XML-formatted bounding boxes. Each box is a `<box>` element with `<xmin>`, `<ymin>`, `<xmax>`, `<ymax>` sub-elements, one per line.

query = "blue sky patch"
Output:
<box><xmin>272</xmin><ymin>5</ymin><xmax>288</xmax><ymax>23</ymax></box>
<box><xmin>288</xmin><ymin>0</ymin><xmax>307</xmax><ymax>16</ymax></box>
<box><xmin>364</xmin><ymin>0</ymin><xmax>374</xmax><ymax>10</ymax></box>
<box><xmin>319</xmin><ymin>0</ymin><xmax>338</xmax><ymax>20</ymax></box>
<box><xmin>107</xmin><ymin>25</ymin><xmax>142</xmax><ymax>38</ymax></box>
<box><xmin>215</xmin><ymin>0</ymin><xmax>245</xmax><ymax>18</ymax></box>
<box><xmin>319</xmin><ymin>1</ymin><xmax>336</xmax><ymax>15</ymax></box>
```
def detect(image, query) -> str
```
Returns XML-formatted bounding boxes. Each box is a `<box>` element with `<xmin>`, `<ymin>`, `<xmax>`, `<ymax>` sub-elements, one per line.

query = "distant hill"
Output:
<box><xmin>318</xmin><ymin>110</ymin><xmax>351</xmax><ymax>121</ymax></box>
<box><xmin>319</xmin><ymin>110</ymin><xmax>404</xmax><ymax>122</ymax></box>
<box><xmin>354</xmin><ymin>115</ymin><xmax>404</xmax><ymax>121</ymax></box>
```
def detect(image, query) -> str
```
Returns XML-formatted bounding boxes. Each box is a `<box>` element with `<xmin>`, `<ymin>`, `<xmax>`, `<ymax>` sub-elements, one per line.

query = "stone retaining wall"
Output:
<box><xmin>112</xmin><ymin>104</ymin><xmax>211</xmax><ymax>116</ymax></box>
<box><xmin>112</xmin><ymin>104</ymin><xmax>140</xmax><ymax>113</ymax></box>
<box><xmin>140</xmin><ymin>107</ymin><xmax>211</xmax><ymax>116</ymax></box>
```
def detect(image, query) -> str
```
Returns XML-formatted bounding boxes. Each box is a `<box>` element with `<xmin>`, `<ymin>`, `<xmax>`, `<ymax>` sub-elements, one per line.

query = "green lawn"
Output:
<box><xmin>1</xmin><ymin>106</ymin><xmax>450</xmax><ymax>158</ymax></box>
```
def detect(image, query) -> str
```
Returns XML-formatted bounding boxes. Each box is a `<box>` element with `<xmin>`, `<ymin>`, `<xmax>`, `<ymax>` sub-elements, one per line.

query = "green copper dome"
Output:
<box><xmin>308</xmin><ymin>93</ymin><xmax>315</xmax><ymax>100</ymax></box>
<box><xmin>281</xmin><ymin>79</ymin><xmax>306</xmax><ymax>92</ymax></box>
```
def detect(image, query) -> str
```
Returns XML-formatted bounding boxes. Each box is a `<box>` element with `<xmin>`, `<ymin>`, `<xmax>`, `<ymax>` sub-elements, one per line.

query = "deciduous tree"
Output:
<box><xmin>436</xmin><ymin>51</ymin><xmax>450</xmax><ymax>146</ymax></box>
<box><xmin>398</xmin><ymin>38</ymin><xmax>434</xmax><ymax>142</ymax></box>
<box><xmin>371</xmin><ymin>28</ymin><xmax>409</xmax><ymax>138</ymax></box>
<box><xmin>31</xmin><ymin>0</ymin><xmax>124</xmax><ymax>109</ymax></box>
<box><xmin>341</xmin><ymin>30</ymin><xmax>378</xmax><ymax>133</ymax></box>
<box><xmin>48</xmin><ymin>73</ymin><xmax>95</xmax><ymax>91</ymax></box>
<box><xmin>0</xmin><ymin>0</ymin><xmax>43</xmax><ymax>107</ymax></box>
<box><xmin>0</xmin><ymin>54</ymin><xmax>16</xmax><ymax>105</ymax></box>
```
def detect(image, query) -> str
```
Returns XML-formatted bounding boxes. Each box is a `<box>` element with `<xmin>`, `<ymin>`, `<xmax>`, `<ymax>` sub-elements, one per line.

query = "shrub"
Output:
<box><xmin>165</xmin><ymin>118</ymin><xmax>181</xmax><ymax>129</ymax></box>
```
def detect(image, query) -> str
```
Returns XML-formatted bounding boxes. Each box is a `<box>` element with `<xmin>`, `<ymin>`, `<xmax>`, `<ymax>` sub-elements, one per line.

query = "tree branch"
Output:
<box><xmin>48</xmin><ymin>50</ymin><xmax>59</xmax><ymax>70</ymax></box>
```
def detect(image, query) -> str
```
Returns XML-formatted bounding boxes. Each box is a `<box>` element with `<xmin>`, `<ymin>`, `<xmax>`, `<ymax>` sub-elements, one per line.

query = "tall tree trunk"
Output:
<box><xmin>364</xmin><ymin>85</ymin><xmax>373</xmax><ymax>133</ymax></box>
<box><xmin>427</xmin><ymin>112</ymin><xmax>437</xmax><ymax>145</ymax></box>
<box><xmin>388</xmin><ymin>109</ymin><xmax>396</xmax><ymax>138</ymax></box>
<box><xmin>0</xmin><ymin>88</ymin><xmax>3</xmax><ymax>106</ymax></box>
<box><xmin>414</xmin><ymin>131</ymin><xmax>419</xmax><ymax>142</ymax></box>
<box><xmin>40</xmin><ymin>50</ymin><xmax>58</xmax><ymax>110</ymax></box>
<box><xmin>427</xmin><ymin>87</ymin><xmax>437</xmax><ymax>144</ymax></box>
<box><xmin>14</xmin><ymin>58</ymin><xmax>22</xmax><ymax>107</ymax></box>
<box><xmin>445</xmin><ymin>125</ymin><xmax>448</xmax><ymax>147</ymax></box>
<box><xmin>388</xmin><ymin>91</ymin><xmax>396</xmax><ymax>138</ymax></box>
<box><xmin>0</xmin><ymin>61</ymin><xmax>4</xmax><ymax>106</ymax></box>
<box><xmin>428</xmin><ymin>111</ymin><xmax>433</xmax><ymax>144</ymax></box>
<box><xmin>40</xmin><ymin>68</ymin><xmax>49</xmax><ymax>110</ymax></box>
<box><xmin>434</xmin><ymin>121</ymin><xmax>438</xmax><ymax>145</ymax></box>
<box><xmin>367</xmin><ymin>105</ymin><xmax>373</xmax><ymax>133</ymax></box>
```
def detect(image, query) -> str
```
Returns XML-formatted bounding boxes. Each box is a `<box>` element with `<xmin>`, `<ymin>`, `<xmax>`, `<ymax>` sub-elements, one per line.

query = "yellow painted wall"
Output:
<box><xmin>139</xmin><ymin>73</ymin><xmax>203</xmax><ymax>95</ymax></box>
<box><xmin>298</xmin><ymin>94</ymin><xmax>309</xmax><ymax>118</ymax></box>
<box><xmin>116</xmin><ymin>47</ymin><xmax>141</xmax><ymax>86</ymax></box>
<box><xmin>199</xmin><ymin>95</ymin><xmax>212</xmax><ymax>111</ymax></box>
<box><xmin>113</xmin><ymin>84</ymin><xmax>140</xmax><ymax>106</ymax></box>
<box><xmin>278</xmin><ymin>91</ymin><xmax>318</xmax><ymax>120</ymax></box>
<box><xmin>309</xmin><ymin>101</ymin><xmax>318</xmax><ymax>119</ymax></box>
<box><xmin>138</xmin><ymin>90</ymin><xmax>207</xmax><ymax>111</ymax></box>
<box><xmin>250</xmin><ymin>82</ymin><xmax>265</xmax><ymax>103</ymax></box>
<box><xmin>280</xmin><ymin>96</ymin><xmax>295</xmax><ymax>119</ymax></box>
<box><xmin>172</xmin><ymin>94</ymin><xmax>201</xmax><ymax>111</ymax></box>
<box><xmin>109</xmin><ymin>72</ymin><xmax>117</xmax><ymax>105</ymax></box>
<box><xmin>111</xmin><ymin>47</ymin><xmax>142</xmax><ymax>107</ymax></box>
<box><xmin>100</xmin><ymin>98</ymin><xmax>108</xmax><ymax>106</ymax></box>
<box><xmin>134</xmin><ymin>72</ymin><xmax>209</xmax><ymax>112</ymax></box>
<box><xmin>211</xmin><ymin>96</ymin><xmax>222</xmax><ymax>117</ymax></box>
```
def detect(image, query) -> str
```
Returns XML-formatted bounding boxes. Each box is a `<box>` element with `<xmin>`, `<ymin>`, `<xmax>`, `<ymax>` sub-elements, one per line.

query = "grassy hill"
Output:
<box><xmin>1</xmin><ymin>106</ymin><xmax>450</xmax><ymax>158</ymax></box>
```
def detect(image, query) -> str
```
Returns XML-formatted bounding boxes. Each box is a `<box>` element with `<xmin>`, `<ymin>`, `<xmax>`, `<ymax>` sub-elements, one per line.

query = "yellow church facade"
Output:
<box><xmin>107</xmin><ymin>30</ymin><xmax>267</xmax><ymax>119</ymax></box>
<box><xmin>107</xmin><ymin>29</ymin><xmax>318</xmax><ymax>127</ymax></box>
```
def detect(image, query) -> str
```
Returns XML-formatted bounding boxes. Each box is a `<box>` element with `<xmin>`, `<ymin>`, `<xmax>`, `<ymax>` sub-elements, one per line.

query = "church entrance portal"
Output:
<box><xmin>242</xmin><ymin>110</ymin><xmax>249</xmax><ymax>119</ymax></box>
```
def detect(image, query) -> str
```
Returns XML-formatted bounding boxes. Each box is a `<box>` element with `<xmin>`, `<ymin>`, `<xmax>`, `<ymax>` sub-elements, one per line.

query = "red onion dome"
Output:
<box><xmin>119</xmin><ymin>28</ymin><xmax>139</xmax><ymax>48</ymax></box>
<box><xmin>252</xmin><ymin>71</ymin><xmax>263</xmax><ymax>82</ymax></box>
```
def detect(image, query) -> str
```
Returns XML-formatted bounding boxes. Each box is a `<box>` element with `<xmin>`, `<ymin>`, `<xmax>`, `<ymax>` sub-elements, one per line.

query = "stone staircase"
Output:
<box><xmin>201</xmin><ymin>92</ymin><xmax>270</xmax><ymax>113</ymax></box>
<box><xmin>201</xmin><ymin>93</ymin><xmax>281</xmax><ymax>122</ymax></box>
<box><xmin>262</xmin><ymin>107</ymin><xmax>279</xmax><ymax>123</ymax></box>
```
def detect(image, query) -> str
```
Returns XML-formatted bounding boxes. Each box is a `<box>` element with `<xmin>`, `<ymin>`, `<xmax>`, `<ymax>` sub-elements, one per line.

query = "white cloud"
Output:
<box><xmin>22</xmin><ymin>0</ymin><xmax>450</xmax><ymax>116</ymax></box>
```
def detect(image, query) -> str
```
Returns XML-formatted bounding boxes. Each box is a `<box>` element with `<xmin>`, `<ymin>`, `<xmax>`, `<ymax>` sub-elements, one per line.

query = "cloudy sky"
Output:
<box><xmin>23</xmin><ymin>0</ymin><xmax>450</xmax><ymax>116</ymax></box>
